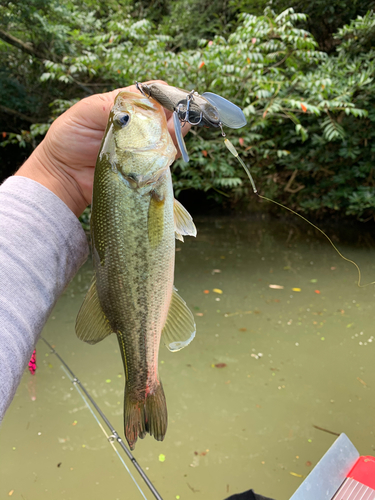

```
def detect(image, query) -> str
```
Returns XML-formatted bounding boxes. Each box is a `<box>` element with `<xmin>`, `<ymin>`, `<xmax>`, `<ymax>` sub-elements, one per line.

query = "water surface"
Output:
<box><xmin>1</xmin><ymin>215</ymin><xmax>375</xmax><ymax>500</ymax></box>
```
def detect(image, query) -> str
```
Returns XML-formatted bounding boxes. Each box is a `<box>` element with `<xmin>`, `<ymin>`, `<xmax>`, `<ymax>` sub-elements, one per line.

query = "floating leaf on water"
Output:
<box><xmin>357</xmin><ymin>377</ymin><xmax>367</xmax><ymax>386</ymax></box>
<box><xmin>215</xmin><ymin>363</ymin><xmax>227</xmax><ymax>368</ymax></box>
<box><xmin>203</xmin><ymin>290</ymin><xmax>210</xmax><ymax>294</ymax></box>
<box><xmin>105</xmin><ymin>379</ymin><xmax>111</xmax><ymax>383</ymax></box>
<box><xmin>310</xmin><ymin>279</ymin><xmax>318</xmax><ymax>283</ymax></box>
<box><xmin>239</xmin><ymin>328</ymin><xmax>247</xmax><ymax>332</ymax></box>
<box><xmin>72</xmin><ymin>420</ymin><xmax>77</xmax><ymax>426</ymax></box>
<box><xmin>159</xmin><ymin>454</ymin><xmax>166</xmax><ymax>462</ymax></box>
<box><xmin>290</xmin><ymin>472</ymin><xmax>303</xmax><ymax>478</ymax></box>
<box><xmin>269</xmin><ymin>284</ymin><xmax>284</xmax><ymax>289</ymax></box>
<box><xmin>196</xmin><ymin>313</ymin><xmax>204</xmax><ymax>317</ymax></box>
<box><xmin>314</xmin><ymin>290</ymin><xmax>321</xmax><ymax>294</ymax></box>
<box><xmin>212</xmin><ymin>269</ymin><xmax>221</xmax><ymax>274</ymax></box>
<box><xmin>292</xmin><ymin>288</ymin><xmax>301</xmax><ymax>292</ymax></box>
<box><xmin>8</xmin><ymin>490</ymin><xmax>14</xmax><ymax>496</ymax></box>
<box><xmin>306</xmin><ymin>461</ymin><xmax>312</xmax><ymax>467</ymax></box>
<box><xmin>213</xmin><ymin>288</ymin><xmax>223</xmax><ymax>294</ymax></box>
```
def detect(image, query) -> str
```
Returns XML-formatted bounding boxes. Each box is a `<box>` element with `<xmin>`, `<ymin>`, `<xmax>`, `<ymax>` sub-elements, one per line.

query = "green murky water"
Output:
<box><xmin>1</xmin><ymin>215</ymin><xmax>375</xmax><ymax>500</ymax></box>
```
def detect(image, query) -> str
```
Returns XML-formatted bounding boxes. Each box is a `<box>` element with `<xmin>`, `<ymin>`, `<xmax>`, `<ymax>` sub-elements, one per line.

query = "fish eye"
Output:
<box><xmin>115</xmin><ymin>113</ymin><xmax>130</xmax><ymax>127</ymax></box>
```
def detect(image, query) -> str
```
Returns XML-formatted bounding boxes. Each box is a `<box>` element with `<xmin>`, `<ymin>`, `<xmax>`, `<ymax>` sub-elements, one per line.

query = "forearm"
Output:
<box><xmin>0</xmin><ymin>176</ymin><xmax>89</xmax><ymax>419</ymax></box>
<box><xmin>16</xmin><ymin>142</ymin><xmax>88</xmax><ymax>217</ymax></box>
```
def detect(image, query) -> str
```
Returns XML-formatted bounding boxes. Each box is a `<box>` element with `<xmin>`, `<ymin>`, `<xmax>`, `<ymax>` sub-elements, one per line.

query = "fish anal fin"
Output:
<box><xmin>173</xmin><ymin>198</ymin><xmax>196</xmax><ymax>241</ymax></box>
<box><xmin>75</xmin><ymin>277</ymin><xmax>113</xmax><ymax>345</ymax></box>
<box><xmin>148</xmin><ymin>192</ymin><xmax>165</xmax><ymax>248</ymax></box>
<box><xmin>162</xmin><ymin>288</ymin><xmax>196</xmax><ymax>352</ymax></box>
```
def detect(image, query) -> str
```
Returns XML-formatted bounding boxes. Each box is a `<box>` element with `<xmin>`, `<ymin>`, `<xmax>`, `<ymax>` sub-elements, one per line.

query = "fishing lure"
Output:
<box><xmin>135</xmin><ymin>82</ymin><xmax>247</xmax><ymax>163</ymax></box>
<box><xmin>136</xmin><ymin>82</ymin><xmax>372</xmax><ymax>288</ymax></box>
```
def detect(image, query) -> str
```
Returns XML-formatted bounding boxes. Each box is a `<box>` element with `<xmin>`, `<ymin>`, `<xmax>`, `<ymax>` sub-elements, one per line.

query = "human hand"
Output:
<box><xmin>16</xmin><ymin>81</ymin><xmax>190</xmax><ymax>217</ymax></box>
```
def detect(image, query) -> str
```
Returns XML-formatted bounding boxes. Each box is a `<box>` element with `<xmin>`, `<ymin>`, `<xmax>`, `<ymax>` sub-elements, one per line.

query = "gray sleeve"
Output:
<box><xmin>0</xmin><ymin>176</ymin><xmax>89</xmax><ymax>419</ymax></box>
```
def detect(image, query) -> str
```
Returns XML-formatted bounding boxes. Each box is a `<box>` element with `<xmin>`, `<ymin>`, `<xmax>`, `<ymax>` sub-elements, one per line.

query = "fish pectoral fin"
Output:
<box><xmin>162</xmin><ymin>288</ymin><xmax>196</xmax><ymax>352</ymax></box>
<box><xmin>174</xmin><ymin>198</ymin><xmax>197</xmax><ymax>242</ymax></box>
<box><xmin>75</xmin><ymin>277</ymin><xmax>113</xmax><ymax>345</ymax></box>
<box><xmin>148</xmin><ymin>192</ymin><xmax>165</xmax><ymax>248</ymax></box>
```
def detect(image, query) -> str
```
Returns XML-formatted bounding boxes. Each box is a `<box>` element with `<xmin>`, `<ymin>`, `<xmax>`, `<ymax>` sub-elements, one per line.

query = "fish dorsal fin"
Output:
<box><xmin>162</xmin><ymin>288</ymin><xmax>196</xmax><ymax>351</ymax></box>
<box><xmin>75</xmin><ymin>278</ymin><xmax>113</xmax><ymax>345</ymax></box>
<box><xmin>174</xmin><ymin>198</ymin><xmax>197</xmax><ymax>242</ymax></box>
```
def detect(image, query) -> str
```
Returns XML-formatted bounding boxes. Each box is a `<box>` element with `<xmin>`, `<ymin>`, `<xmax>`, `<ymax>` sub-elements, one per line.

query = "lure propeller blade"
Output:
<box><xmin>201</xmin><ymin>92</ymin><xmax>247</xmax><ymax>129</ymax></box>
<box><xmin>173</xmin><ymin>111</ymin><xmax>190</xmax><ymax>162</ymax></box>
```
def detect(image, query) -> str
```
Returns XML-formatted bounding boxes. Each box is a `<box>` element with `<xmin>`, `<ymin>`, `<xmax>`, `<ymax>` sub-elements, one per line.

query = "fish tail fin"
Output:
<box><xmin>124</xmin><ymin>383</ymin><xmax>167</xmax><ymax>450</ymax></box>
<box><xmin>145</xmin><ymin>383</ymin><xmax>168</xmax><ymax>442</ymax></box>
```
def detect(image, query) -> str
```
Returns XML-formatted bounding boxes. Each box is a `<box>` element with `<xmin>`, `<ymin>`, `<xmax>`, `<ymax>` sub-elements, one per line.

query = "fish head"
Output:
<box><xmin>99</xmin><ymin>91</ymin><xmax>177</xmax><ymax>187</ymax></box>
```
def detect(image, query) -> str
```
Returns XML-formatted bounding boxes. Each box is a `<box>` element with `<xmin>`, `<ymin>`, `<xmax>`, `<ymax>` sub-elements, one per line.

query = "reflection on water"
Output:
<box><xmin>1</xmin><ymin>215</ymin><xmax>375</xmax><ymax>500</ymax></box>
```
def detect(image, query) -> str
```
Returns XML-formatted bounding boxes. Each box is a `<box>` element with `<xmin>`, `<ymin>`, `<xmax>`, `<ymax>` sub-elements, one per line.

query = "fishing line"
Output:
<box><xmin>59</xmin><ymin>364</ymin><xmax>148</xmax><ymax>500</ymax></box>
<box><xmin>224</xmin><ymin>138</ymin><xmax>374</xmax><ymax>288</ymax></box>
<box><xmin>40</xmin><ymin>337</ymin><xmax>163</xmax><ymax>500</ymax></box>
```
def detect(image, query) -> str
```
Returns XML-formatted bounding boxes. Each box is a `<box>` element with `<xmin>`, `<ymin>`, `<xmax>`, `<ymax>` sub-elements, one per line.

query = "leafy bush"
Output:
<box><xmin>1</xmin><ymin>1</ymin><xmax>375</xmax><ymax>218</ymax></box>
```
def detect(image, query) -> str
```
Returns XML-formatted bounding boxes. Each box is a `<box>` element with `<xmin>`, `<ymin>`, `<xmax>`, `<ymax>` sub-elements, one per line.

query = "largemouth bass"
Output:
<box><xmin>76</xmin><ymin>91</ymin><xmax>196</xmax><ymax>449</ymax></box>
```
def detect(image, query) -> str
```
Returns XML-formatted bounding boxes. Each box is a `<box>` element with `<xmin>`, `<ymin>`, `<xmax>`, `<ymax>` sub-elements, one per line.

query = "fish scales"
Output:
<box><xmin>92</xmin><ymin>156</ymin><xmax>175</xmax><ymax>398</ymax></box>
<box><xmin>76</xmin><ymin>91</ymin><xmax>197</xmax><ymax>449</ymax></box>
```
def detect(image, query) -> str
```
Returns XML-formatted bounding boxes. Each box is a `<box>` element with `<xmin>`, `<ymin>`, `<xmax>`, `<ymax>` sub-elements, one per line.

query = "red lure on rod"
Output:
<box><xmin>28</xmin><ymin>349</ymin><xmax>36</xmax><ymax>375</ymax></box>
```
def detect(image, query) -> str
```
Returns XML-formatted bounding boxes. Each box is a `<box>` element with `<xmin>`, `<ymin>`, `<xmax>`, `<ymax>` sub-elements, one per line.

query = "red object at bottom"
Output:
<box><xmin>332</xmin><ymin>456</ymin><xmax>375</xmax><ymax>499</ymax></box>
<box><xmin>348</xmin><ymin>456</ymin><xmax>375</xmax><ymax>490</ymax></box>
<box><xmin>28</xmin><ymin>349</ymin><xmax>36</xmax><ymax>375</ymax></box>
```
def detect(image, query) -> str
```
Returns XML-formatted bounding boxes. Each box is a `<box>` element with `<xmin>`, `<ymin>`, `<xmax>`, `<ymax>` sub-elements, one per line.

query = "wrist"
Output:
<box><xmin>16</xmin><ymin>143</ymin><xmax>87</xmax><ymax>217</ymax></box>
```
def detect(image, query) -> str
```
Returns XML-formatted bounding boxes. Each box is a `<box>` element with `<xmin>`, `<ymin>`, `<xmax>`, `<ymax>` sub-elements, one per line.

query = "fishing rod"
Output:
<box><xmin>40</xmin><ymin>336</ymin><xmax>163</xmax><ymax>500</ymax></box>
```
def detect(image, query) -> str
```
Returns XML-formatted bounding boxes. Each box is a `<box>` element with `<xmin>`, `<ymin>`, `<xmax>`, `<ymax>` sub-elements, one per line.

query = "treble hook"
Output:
<box><xmin>135</xmin><ymin>81</ymin><xmax>150</xmax><ymax>98</ymax></box>
<box><xmin>184</xmin><ymin>91</ymin><xmax>203</xmax><ymax>126</ymax></box>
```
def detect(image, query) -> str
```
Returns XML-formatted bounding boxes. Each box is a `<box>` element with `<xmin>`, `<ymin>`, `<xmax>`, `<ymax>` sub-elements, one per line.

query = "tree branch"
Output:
<box><xmin>0</xmin><ymin>104</ymin><xmax>46</xmax><ymax>123</ymax></box>
<box><xmin>0</xmin><ymin>29</ymin><xmax>45</xmax><ymax>60</ymax></box>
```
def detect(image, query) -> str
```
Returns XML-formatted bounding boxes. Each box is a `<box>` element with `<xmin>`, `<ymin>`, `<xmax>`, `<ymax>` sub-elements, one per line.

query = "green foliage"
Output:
<box><xmin>271</xmin><ymin>0</ymin><xmax>374</xmax><ymax>51</ymax></box>
<box><xmin>1</xmin><ymin>1</ymin><xmax>375</xmax><ymax>219</ymax></box>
